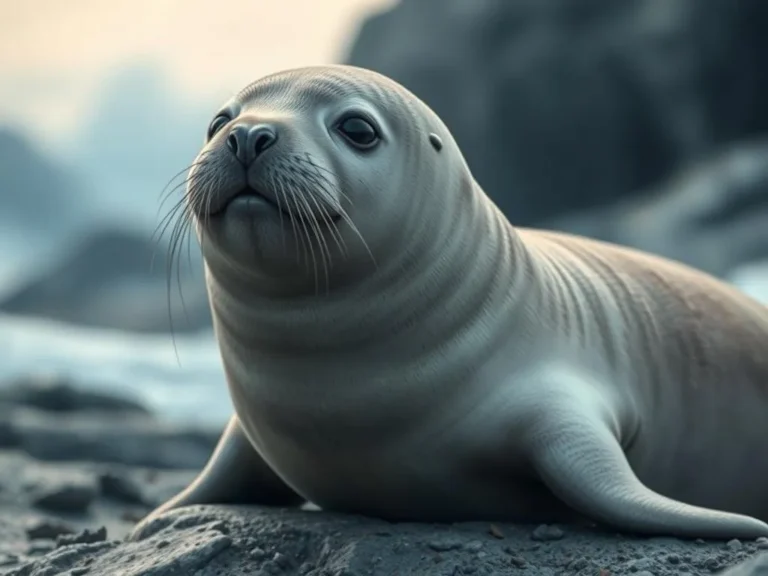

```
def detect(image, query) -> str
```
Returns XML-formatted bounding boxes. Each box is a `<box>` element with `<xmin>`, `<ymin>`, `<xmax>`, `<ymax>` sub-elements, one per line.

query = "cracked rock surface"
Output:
<box><xmin>6</xmin><ymin>504</ymin><xmax>768</xmax><ymax>575</ymax></box>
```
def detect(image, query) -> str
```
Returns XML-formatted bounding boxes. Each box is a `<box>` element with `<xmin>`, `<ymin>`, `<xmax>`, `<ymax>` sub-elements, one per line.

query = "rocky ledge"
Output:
<box><xmin>1</xmin><ymin>375</ymin><xmax>768</xmax><ymax>575</ymax></box>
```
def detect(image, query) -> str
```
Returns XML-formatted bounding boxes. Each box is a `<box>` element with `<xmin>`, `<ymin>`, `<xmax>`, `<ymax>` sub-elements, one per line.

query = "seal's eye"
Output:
<box><xmin>336</xmin><ymin>116</ymin><xmax>379</xmax><ymax>149</ymax></box>
<box><xmin>207</xmin><ymin>114</ymin><xmax>231</xmax><ymax>140</ymax></box>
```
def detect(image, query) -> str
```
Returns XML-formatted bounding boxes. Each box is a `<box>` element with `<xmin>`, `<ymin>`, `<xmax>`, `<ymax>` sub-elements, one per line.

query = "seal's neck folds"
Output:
<box><xmin>205</xmin><ymin>185</ymin><xmax>531</xmax><ymax>362</ymax></box>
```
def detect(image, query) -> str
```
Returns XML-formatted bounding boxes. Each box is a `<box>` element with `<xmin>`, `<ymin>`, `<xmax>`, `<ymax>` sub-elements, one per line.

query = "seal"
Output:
<box><xmin>133</xmin><ymin>65</ymin><xmax>768</xmax><ymax>540</ymax></box>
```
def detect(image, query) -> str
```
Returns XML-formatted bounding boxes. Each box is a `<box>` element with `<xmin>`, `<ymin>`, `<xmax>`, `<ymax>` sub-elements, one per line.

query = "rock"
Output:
<box><xmin>56</xmin><ymin>526</ymin><xmax>108</xmax><ymax>548</ymax></box>
<box><xmin>2</xmin><ymin>541</ymin><xmax>119</xmax><ymax>576</ymax></box>
<box><xmin>10</xmin><ymin>505</ymin><xmax>768</xmax><ymax>576</ymax></box>
<box><xmin>30</xmin><ymin>482</ymin><xmax>97</xmax><ymax>515</ymax></box>
<box><xmin>730</xmin><ymin>539</ymin><xmax>746</xmax><ymax>551</ymax></box>
<box><xmin>0</xmin><ymin>227</ymin><xmax>211</xmax><ymax>334</ymax></box>
<box><xmin>530</xmin><ymin>523</ymin><xmax>565</xmax><ymax>541</ymax></box>
<box><xmin>0</xmin><ymin>374</ymin><xmax>149</xmax><ymax>415</ymax></box>
<box><xmin>347</xmin><ymin>0</ymin><xmax>768</xmax><ymax>228</ymax></box>
<box><xmin>0</xmin><ymin>377</ymin><xmax>219</xmax><ymax>469</ymax></box>
<box><xmin>4</xmin><ymin>407</ymin><xmax>217</xmax><ymax>469</ymax></box>
<box><xmin>24</xmin><ymin>519</ymin><xmax>76</xmax><ymax>541</ymax></box>
<box><xmin>543</xmin><ymin>140</ymin><xmax>768</xmax><ymax>277</ymax></box>
<box><xmin>97</xmin><ymin>470</ymin><xmax>147</xmax><ymax>505</ymax></box>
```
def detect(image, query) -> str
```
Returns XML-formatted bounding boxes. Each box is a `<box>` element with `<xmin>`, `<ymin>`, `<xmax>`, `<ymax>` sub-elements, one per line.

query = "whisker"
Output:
<box><xmin>301</xmin><ymin>153</ymin><xmax>356</xmax><ymax>206</ymax></box>
<box><xmin>290</xmin><ymin>178</ymin><xmax>320</xmax><ymax>289</ymax></box>
<box><xmin>154</xmin><ymin>153</ymin><xmax>216</xmax><ymax>365</ymax></box>
<box><xmin>282</xmin><ymin>174</ymin><xmax>311</xmax><ymax>269</ymax></box>
<box><xmin>297</xmin><ymin>190</ymin><xmax>331</xmax><ymax>294</ymax></box>
<box><xmin>157</xmin><ymin>151</ymin><xmax>213</xmax><ymax>206</ymax></box>
<box><xmin>274</xmin><ymin>175</ymin><xmax>300</xmax><ymax>263</ymax></box>
<box><xmin>299</xmin><ymin>168</ymin><xmax>347</xmax><ymax>257</ymax></box>
<box><xmin>267</xmin><ymin>172</ymin><xmax>287</xmax><ymax>253</ymax></box>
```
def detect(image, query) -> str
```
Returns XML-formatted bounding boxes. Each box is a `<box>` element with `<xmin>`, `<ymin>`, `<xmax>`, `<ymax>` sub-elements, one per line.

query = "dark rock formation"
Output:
<box><xmin>0</xmin><ymin>374</ymin><xmax>149</xmax><ymax>415</ymax></box>
<box><xmin>543</xmin><ymin>139</ymin><xmax>768</xmax><ymax>278</ymax></box>
<box><xmin>0</xmin><ymin>375</ymin><xmax>218</xmax><ymax>469</ymax></box>
<box><xmin>0</xmin><ymin>228</ymin><xmax>211</xmax><ymax>334</ymax></box>
<box><xmin>346</xmin><ymin>0</ymin><xmax>768</xmax><ymax>227</ymax></box>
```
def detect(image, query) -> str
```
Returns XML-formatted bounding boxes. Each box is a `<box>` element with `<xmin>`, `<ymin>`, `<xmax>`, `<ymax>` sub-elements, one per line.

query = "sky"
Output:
<box><xmin>0</xmin><ymin>0</ymin><xmax>394</xmax><ymax>146</ymax></box>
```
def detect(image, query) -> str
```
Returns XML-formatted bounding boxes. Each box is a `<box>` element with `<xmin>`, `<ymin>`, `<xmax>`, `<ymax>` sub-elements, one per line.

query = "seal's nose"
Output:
<box><xmin>226</xmin><ymin>124</ymin><xmax>277</xmax><ymax>166</ymax></box>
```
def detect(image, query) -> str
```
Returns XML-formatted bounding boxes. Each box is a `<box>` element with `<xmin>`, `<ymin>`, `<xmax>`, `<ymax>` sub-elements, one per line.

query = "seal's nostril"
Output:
<box><xmin>226</xmin><ymin>124</ymin><xmax>251</xmax><ymax>165</ymax></box>
<box><xmin>227</xmin><ymin>123</ymin><xmax>277</xmax><ymax>166</ymax></box>
<box><xmin>226</xmin><ymin>132</ymin><xmax>239</xmax><ymax>156</ymax></box>
<box><xmin>251</xmin><ymin>126</ymin><xmax>277</xmax><ymax>159</ymax></box>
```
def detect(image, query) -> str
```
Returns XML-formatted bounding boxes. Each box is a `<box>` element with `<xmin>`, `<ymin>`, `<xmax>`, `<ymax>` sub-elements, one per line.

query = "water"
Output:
<box><xmin>0</xmin><ymin>314</ymin><xmax>229</xmax><ymax>426</ymax></box>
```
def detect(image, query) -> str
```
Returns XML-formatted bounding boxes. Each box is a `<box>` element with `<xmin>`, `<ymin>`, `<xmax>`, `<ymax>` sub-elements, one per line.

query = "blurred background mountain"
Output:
<box><xmin>1</xmin><ymin>0</ymin><xmax>766</xmax><ymax>336</ymax></box>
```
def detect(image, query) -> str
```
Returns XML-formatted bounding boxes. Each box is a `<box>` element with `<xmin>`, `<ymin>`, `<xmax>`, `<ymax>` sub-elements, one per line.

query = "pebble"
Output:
<box><xmin>31</xmin><ymin>482</ymin><xmax>97</xmax><ymax>514</ymax></box>
<box><xmin>530</xmin><ymin>524</ymin><xmax>565</xmax><ymax>542</ymax></box>
<box><xmin>726</xmin><ymin>538</ymin><xmax>743</xmax><ymax>551</ymax></box>
<box><xmin>427</xmin><ymin>538</ymin><xmax>463</xmax><ymax>552</ymax></box>
<box><xmin>627</xmin><ymin>557</ymin><xmax>654</xmax><ymax>571</ymax></box>
<box><xmin>506</xmin><ymin>554</ymin><xmax>526</xmax><ymax>568</ymax></box>
<box><xmin>97</xmin><ymin>470</ymin><xmax>146</xmax><ymax>505</ymax></box>
<box><xmin>25</xmin><ymin>518</ymin><xmax>76</xmax><ymax>540</ymax></box>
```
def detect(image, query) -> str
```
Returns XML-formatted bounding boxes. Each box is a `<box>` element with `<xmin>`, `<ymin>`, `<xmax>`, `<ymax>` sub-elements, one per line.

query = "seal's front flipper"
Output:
<box><xmin>130</xmin><ymin>415</ymin><xmax>304</xmax><ymax>538</ymax></box>
<box><xmin>527</xmin><ymin>412</ymin><xmax>768</xmax><ymax>539</ymax></box>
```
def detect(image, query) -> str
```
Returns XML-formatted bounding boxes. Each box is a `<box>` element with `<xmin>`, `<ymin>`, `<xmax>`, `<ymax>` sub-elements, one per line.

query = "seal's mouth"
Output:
<box><xmin>232</xmin><ymin>186</ymin><xmax>284</xmax><ymax>213</ymax></box>
<box><xmin>206</xmin><ymin>186</ymin><xmax>286</xmax><ymax>218</ymax></box>
<box><xmin>210</xmin><ymin>186</ymin><xmax>342</xmax><ymax>223</ymax></box>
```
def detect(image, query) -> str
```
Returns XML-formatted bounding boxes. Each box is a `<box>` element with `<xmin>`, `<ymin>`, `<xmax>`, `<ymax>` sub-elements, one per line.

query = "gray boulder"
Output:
<box><xmin>544</xmin><ymin>140</ymin><xmax>768</xmax><ymax>278</ymax></box>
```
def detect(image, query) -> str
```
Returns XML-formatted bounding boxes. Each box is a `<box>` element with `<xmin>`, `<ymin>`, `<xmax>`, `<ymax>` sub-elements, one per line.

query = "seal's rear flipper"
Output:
<box><xmin>130</xmin><ymin>415</ymin><xmax>304</xmax><ymax>539</ymax></box>
<box><xmin>528</xmin><ymin>413</ymin><xmax>768</xmax><ymax>539</ymax></box>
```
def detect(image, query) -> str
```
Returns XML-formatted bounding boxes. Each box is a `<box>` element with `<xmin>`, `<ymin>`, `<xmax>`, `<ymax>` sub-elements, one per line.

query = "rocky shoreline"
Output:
<box><xmin>0</xmin><ymin>376</ymin><xmax>766</xmax><ymax>575</ymax></box>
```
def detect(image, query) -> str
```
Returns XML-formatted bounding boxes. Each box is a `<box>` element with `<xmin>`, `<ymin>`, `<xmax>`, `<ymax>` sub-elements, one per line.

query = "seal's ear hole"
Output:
<box><xmin>428</xmin><ymin>133</ymin><xmax>443</xmax><ymax>152</ymax></box>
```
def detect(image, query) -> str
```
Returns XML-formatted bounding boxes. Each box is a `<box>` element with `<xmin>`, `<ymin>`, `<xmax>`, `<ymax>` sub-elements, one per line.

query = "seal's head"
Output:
<box><xmin>183</xmin><ymin>65</ymin><xmax>475</xmax><ymax>295</ymax></box>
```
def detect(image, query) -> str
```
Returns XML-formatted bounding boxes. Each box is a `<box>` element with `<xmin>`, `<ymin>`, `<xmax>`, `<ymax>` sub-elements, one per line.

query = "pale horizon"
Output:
<box><xmin>0</xmin><ymin>0</ymin><xmax>395</xmax><ymax>146</ymax></box>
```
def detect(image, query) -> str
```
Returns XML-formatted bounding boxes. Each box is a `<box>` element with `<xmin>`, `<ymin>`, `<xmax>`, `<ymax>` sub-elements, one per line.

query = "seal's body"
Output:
<box><xmin>133</xmin><ymin>65</ymin><xmax>768</xmax><ymax>540</ymax></box>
